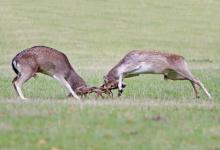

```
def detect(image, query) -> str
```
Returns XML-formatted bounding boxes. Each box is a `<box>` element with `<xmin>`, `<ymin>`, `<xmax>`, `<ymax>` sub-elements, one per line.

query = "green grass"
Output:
<box><xmin>0</xmin><ymin>100</ymin><xmax>220</xmax><ymax>150</ymax></box>
<box><xmin>0</xmin><ymin>0</ymin><xmax>220</xmax><ymax>149</ymax></box>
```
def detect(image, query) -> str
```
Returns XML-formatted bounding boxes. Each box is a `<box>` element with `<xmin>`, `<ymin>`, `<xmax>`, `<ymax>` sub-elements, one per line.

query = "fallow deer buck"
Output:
<box><xmin>101</xmin><ymin>50</ymin><xmax>212</xmax><ymax>99</ymax></box>
<box><xmin>11</xmin><ymin>46</ymin><xmax>101</xmax><ymax>100</ymax></box>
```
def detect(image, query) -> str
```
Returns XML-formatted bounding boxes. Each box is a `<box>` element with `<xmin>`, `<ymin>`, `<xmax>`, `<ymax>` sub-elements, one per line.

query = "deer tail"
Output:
<box><xmin>11</xmin><ymin>58</ymin><xmax>19</xmax><ymax>75</ymax></box>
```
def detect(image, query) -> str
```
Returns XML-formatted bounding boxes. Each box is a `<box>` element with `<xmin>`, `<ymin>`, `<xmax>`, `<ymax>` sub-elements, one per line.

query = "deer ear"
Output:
<box><xmin>103</xmin><ymin>76</ymin><xmax>108</xmax><ymax>83</ymax></box>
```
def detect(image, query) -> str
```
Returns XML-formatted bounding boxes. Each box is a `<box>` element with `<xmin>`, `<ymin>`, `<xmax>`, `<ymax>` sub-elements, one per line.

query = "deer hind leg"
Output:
<box><xmin>12</xmin><ymin>72</ymin><xmax>33</xmax><ymax>100</ymax></box>
<box><xmin>164</xmin><ymin>69</ymin><xmax>186</xmax><ymax>80</ymax></box>
<box><xmin>165</xmin><ymin>70</ymin><xmax>200</xmax><ymax>98</ymax></box>
<box><xmin>53</xmin><ymin>75</ymin><xmax>80</xmax><ymax>100</ymax></box>
<box><xmin>12</xmin><ymin>76</ymin><xmax>19</xmax><ymax>96</ymax></box>
<box><xmin>174</xmin><ymin>67</ymin><xmax>212</xmax><ymax>99</ymax></box>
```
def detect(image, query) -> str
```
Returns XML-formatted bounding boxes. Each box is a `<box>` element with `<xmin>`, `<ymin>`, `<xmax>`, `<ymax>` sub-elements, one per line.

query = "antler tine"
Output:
<box><xmin>89</xmin><ymin>85</ymin><xmax>114</xmax><ymax>98</ymax></box>
<box><xmin>75</xmin><ymin>83</ymin><xmax>118</xmax><ymax>99</ymax></box>
<box><xmin>75</xmin><ymin>86</ymin><xmax>94</xmax><ymax>98</ymax></box>
<box><xmin>99</xmin><ymin>83</ymin><xmax>116</xmax><ymax>98</ymax></box>
<box><xmin>90</xmin><ymin>86</ymin><xmax>106</xmax><ymax>98</ymax></box>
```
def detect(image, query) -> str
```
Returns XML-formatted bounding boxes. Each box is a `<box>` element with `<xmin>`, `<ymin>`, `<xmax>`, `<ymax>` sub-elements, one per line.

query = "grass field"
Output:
<box><xmin>0</xmin><ymin>0</ymin><xmax>220</xmax><ymax>149</ymax></box>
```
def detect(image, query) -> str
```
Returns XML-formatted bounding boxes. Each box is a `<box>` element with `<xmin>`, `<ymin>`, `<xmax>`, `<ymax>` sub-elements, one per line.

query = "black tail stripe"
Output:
<box><xmin>11</xmin><ymin>59</ymin><xmax>19</xmax><ymax>74</ymax></box>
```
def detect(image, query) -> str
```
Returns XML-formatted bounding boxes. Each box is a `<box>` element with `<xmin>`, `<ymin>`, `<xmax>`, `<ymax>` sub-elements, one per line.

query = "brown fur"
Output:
<box><xmin>12</xmin><ymin>46</ymin><xmax>88</xmax><ymax>99</ymax></box>
<box><xmin>102</xmin><ymin>50</ymin><xmax>212</xmax><ymax>99</ymax></box>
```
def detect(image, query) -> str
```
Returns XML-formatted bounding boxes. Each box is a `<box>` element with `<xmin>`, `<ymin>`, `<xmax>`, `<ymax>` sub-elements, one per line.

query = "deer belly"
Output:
<box><xmin>130</xmin><ymin>64</ymin><xmax>154</xmax><ymax>74</ymax></box>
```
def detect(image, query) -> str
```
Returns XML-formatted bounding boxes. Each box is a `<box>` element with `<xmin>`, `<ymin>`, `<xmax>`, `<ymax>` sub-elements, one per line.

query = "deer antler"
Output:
<box><xmin>73</xmin><ymin>86</ymin><xmax>113</xmax><ymax>98</ymax></box>
<box><xmin>70</xmin><ymin>81</ymin><xmax>126</xmax><ymax>99</ymax></box>
<box><xmin>95</xmin><ymin>80</ymin><xmax>125</xmax><ymax>98</ymax></box>
<box><xmin>88</xmin><ymin>86</ymin><xmax>113</xmax><ymax>98</ymax></box>
<box><xmin>74</xmin><ymin>86</ymin><xmax>92</xmax><ymax>97</ymax></box>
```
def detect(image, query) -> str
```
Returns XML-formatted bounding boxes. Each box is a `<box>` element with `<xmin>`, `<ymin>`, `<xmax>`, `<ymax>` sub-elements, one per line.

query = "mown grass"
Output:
<box><xmin>0</xmin><ymin>0</ymin><xmax>220</xmax><ymax>149</ymax></box>
<box><xmin>0</xmin><ymin>100</ymin><xmax>220</xmax><ymax>150</ymax></box>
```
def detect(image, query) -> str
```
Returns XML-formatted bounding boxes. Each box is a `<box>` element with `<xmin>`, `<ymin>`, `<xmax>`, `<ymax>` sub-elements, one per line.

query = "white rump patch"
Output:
<box><xmin>13</xmin><ymin>60</ymin><xmax>21</xmax><ymax>73</ymax></box>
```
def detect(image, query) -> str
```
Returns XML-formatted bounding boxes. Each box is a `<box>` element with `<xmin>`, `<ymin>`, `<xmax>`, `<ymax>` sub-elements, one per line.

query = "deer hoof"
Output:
<box><xmin>118</xmin><ymin>89</ymin><xmax>123</xmax><ymax>97</ymax></box>
<box><xmin>20</xmin><ymin>97</ymin><xmax>28</xmax><ymax>101</ymax></box>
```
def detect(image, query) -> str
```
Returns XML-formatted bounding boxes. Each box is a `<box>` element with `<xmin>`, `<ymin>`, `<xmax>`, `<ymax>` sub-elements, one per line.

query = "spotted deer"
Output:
<box><xmin>11</xmin><ymin>46</ymin><xmax>100</xmax><ymax>100</ymax></box>
<box><xmin>101</xmin><ymin>50</ymin><xmax>212</xmax><ymax>99</ymax></box>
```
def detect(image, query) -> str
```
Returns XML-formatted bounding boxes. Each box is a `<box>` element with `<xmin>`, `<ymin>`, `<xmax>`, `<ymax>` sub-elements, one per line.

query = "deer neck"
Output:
<box><xmin>106</xmin><ymin>66</ymin><xmax>120</xmax><ymax>82</ymax></box>
<box><xmin>67</xmin><ymin>69</ymin><xmax>87</xmax><ymax>91</ymax></box>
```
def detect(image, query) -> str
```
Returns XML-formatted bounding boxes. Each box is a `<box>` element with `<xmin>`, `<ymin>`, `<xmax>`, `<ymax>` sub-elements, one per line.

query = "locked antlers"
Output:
<box><xmin>69</xmin><ymin>81</ymin><xmax>125</xmax><ymax>98</ymax></box>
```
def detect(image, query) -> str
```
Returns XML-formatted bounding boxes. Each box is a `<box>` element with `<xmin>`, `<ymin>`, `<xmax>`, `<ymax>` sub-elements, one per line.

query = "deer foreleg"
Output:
<box><xmin>118</xmin><ymin>74</ymin><xmax>123</xmax><ymax>97</ymax></box>
<box><xmin>53</xmin><ymin>75</ymin><xmax>80</xmax><ymax>100</ymax></box>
